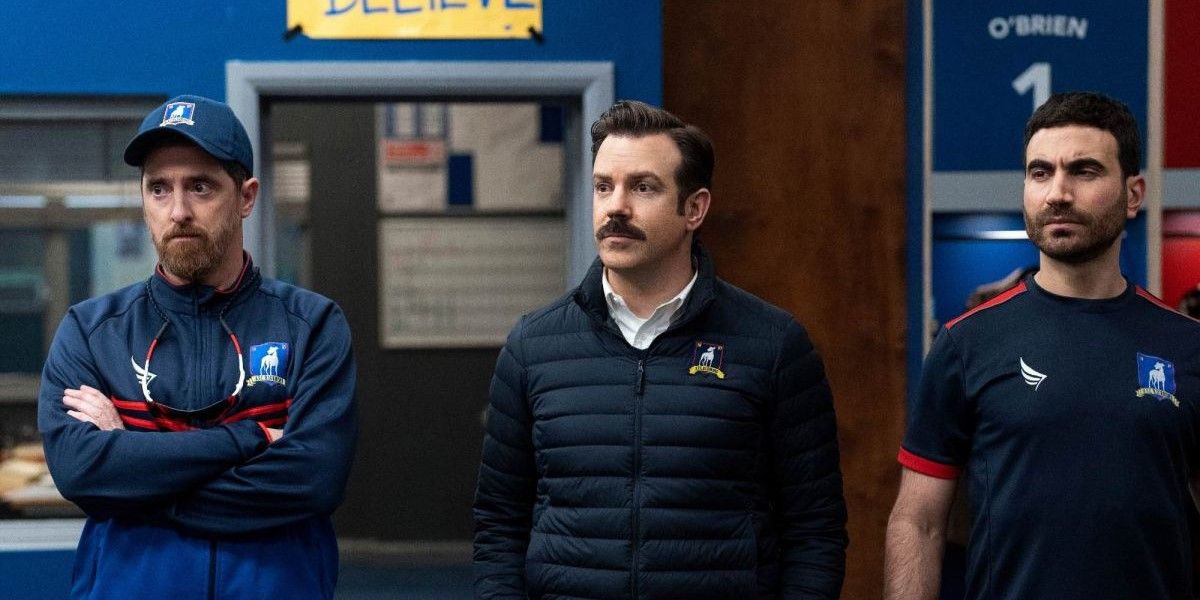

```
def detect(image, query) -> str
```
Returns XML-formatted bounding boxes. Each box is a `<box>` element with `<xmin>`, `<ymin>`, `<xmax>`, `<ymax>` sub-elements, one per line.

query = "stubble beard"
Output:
<box><xmin>1024</xmin><ymin>190</ymin><xmax>1128</xmax><ymax>265</ymax></box>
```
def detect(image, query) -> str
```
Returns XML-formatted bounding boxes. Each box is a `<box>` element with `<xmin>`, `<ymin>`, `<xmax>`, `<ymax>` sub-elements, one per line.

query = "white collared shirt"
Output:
<box><xmin>602</xmin><ymin>270</ymin><xmax>698</xmax><ymax>350</ymax></box>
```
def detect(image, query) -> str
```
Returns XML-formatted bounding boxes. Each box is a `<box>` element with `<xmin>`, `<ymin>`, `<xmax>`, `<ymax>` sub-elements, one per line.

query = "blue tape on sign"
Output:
<box><xmin>933</xmin><ymin>2</ymin><xmax>1148</xmax><ymax>171</ymax></box>
<box><xmin>447</xmin><ymin>154</ymin><xmax>474</xmax><ymax>207</ymax></box>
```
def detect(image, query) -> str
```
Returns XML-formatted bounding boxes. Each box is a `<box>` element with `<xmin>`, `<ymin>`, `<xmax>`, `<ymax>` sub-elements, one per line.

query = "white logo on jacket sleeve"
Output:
<box><xmin>1019</xmin><ymin>357</ymin><xmax>1047</xmax><ymax>390</ymax></box>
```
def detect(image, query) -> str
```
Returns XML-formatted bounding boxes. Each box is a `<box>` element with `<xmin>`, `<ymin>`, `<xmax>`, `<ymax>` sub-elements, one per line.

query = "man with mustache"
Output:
<box><xmin>474</xmin><ymin>100</ymin><xmax>847</xmax><ymax>598</ymax></box>
<box><xmin>885</xmin><ymin>91</ymin><xmax>1200</xmax><ymax>599</ymax></box>
<box><xmin>37</xmin><ymin>95</ymin><xmax>357</xmax><ymax>599</ymax></box>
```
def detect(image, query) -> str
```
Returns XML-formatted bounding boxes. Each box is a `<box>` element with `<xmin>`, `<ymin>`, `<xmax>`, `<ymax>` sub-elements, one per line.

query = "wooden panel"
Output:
<box><xmin>663</xmin><ymin>4</ymin><xmax>908</xmax><ymax>596</ymax></box>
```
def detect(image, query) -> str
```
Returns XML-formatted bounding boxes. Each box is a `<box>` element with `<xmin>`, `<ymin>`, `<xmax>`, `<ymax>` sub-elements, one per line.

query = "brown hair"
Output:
<box><xmin>590</xmin><ymin>100</ymin><xmax>714</xmax><ymax>213</ymax></box>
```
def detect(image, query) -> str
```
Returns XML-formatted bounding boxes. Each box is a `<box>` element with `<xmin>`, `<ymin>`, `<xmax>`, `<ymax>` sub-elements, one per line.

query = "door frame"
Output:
<box><xmin>226</xmin><ymin>60</ymin><xmax>614</xmax><ymax>286</ymax></box>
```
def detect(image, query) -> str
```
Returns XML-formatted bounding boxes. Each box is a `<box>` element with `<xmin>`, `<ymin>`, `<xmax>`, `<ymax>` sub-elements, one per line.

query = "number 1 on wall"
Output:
<box><xmin>1012</xmin><ymin>62</ymin><xmax>1051</xmax><ymax>113</ymax></box>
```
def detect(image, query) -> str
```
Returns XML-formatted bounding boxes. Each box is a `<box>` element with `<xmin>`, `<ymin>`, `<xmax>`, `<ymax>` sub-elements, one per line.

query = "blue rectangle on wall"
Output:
<box><xmin>539</xmin><ymin>104</ymin><xmax>564</xmax><ymax>143</ymax></box>
<box><xmin>933</xmin><ymin>2</ymin><xmax>1148</xmax><ymax>171</ymax></box>
<box><xmin>447</xmin><ymin>154</ymin><xmax>474</xmax><ymax>207</ymax></box>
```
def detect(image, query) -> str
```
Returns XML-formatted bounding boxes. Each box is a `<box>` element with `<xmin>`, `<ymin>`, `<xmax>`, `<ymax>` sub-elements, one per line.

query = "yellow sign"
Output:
<box><xmin>288</xmin><ymin>0</ymin><xmax>542</xmax><ymax>40</ymax></box>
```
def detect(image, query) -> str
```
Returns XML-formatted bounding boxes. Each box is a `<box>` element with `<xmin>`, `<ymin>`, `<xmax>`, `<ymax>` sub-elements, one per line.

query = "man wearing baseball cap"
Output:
<box><xmin>38</xmin><ymin>95</ymin><xmax>358</xmax><ymax>599</ymax></box>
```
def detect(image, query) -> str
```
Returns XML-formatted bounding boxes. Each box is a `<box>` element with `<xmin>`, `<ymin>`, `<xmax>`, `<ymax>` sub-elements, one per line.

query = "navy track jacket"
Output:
<box><xmin>473</xmin><ymin>243</ymin><xmax>847</xmax><ymax>599</ymax></box>
<box><xmin>38</xmin><ymin>256</ymin><xmax>357</xmax><ymax>599</ymax></box>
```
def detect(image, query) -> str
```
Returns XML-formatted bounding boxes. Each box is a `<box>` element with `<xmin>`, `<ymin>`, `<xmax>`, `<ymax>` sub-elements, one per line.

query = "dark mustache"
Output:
<box><xmin>1037</xmin><ymin>208</ymin><xmax>1088</xmax><ymax>225</ymax></box>
<box><xmin>164</xmin><ymin>226</ymin><xmax>207</xmax><ymax>241</ymax></box>
<box><xmin>595</xmin><ymin>218</ymin><xmax>647</xmax><ymax>241</ymax></box>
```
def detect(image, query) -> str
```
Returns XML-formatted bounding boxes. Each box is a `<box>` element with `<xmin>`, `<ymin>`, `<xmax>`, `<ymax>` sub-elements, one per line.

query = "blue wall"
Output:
<box><xmin>0</xmin><ymin>2</ymin><xmax>662</xmax><ymax>103</ymax></box>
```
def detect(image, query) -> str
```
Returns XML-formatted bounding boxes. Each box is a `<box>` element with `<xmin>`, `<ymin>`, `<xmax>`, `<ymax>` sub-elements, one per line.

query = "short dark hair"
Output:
<box><xmin>219</xmin><ymin>159</ymin><xmax>249</xmax><ymax>192</ymax></box>
<box><xmin>590</xmin><ymin>100</ymin><xmax>714</xmax><ymax>212</ymax></box>
<box><xmin>1024</xmin><ymin>91</ymin><xmax>1141</xmax><ymax>178</ymax></box>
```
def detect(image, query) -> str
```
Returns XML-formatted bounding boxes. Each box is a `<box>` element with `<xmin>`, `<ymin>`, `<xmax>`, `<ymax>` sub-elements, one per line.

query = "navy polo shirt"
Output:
<box><xmin>901</xmin><ymin>274</ymin><xmax>1200</xmax><ymax>599</ymax></box>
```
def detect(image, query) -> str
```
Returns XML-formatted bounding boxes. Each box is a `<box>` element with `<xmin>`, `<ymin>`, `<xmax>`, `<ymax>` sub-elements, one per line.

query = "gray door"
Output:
<box><xmin>266</xmin><ymin>99</ymin><xmax>568</xmax><ymax>541</ymax></box>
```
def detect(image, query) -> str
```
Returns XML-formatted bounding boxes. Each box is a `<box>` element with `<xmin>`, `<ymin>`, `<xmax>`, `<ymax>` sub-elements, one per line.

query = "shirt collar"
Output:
<box><xmin>602</xmin><ymin>268</ymin><xmax>699</xmax><ymax>321</ymax></box>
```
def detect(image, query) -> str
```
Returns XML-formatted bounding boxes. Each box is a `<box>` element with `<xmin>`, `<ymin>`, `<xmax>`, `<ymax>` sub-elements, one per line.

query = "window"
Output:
<box><xmin>0</xmin><ymin>97</ymin><xmax>160</xmax><ymax>519</ymax></box>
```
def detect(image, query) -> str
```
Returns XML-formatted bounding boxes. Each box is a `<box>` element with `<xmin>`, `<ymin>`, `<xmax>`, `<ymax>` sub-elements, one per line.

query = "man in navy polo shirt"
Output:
<box><xmin>885</xmin><ymin>91</ymin><xmax>1200</xmax><ymax>599</ymax></box>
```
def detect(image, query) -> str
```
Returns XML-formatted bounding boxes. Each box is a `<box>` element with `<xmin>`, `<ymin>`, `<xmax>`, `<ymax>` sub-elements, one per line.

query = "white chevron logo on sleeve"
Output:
<box><xmin>1019</xmin><ymin>357</ymin><xmax>1047</xmax><ymax>390</ymax></box>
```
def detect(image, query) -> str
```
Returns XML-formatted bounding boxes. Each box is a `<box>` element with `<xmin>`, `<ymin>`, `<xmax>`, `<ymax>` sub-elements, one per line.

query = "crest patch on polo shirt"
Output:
<box><xmin>688</xmin><ymin>341</ymin><xmax>726</xmax><ymax>379</ymax></box>
<box><xmin>247</xmin><ymin>342</ymin><xmax>289</xmax><ymax>387</ymax></box>
<box><xmin>1135</xmin><ymin>352</ymin><xmax>1178</xmax><ymax>407</ymax></box>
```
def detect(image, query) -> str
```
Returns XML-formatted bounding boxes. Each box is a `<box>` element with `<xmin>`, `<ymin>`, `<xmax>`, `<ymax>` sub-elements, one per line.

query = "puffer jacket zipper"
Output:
<box><xmin>631</xmin><ymin>359</ymin><xmax>645</xmax><ymax>598</ymax></box>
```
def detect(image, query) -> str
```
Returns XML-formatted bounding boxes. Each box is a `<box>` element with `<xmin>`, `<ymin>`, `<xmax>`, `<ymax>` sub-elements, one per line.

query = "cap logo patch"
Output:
<box><xmin>688</xmin><ymin>341</ymin><xmax>726</xmax><ymax>379</ymax></box>
<box><xmin>160</xmin><ymin>101</ymin><xmax>196</xmax><ymax>127</ymax></box>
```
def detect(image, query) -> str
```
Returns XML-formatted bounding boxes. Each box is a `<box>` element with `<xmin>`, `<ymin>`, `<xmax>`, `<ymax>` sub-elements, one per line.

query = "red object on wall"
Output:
<box><xmin>1161</xmin><ymin>212</ymin><xmax>1200</xmax><ymax>309</ymax></box>
<box><xmin>1161</xmin><ymin>238</ymin><xmax>1200</xmax><ymax>309</ymax></box>
<box><xmin>1166</xmin><ymin>0</ymin><xmax>1200</xmax><ymax>168</ymax></box>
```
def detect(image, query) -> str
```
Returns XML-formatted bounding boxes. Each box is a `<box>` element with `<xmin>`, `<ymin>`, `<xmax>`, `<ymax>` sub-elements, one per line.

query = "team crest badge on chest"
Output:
<box><xmin>1135</xmin><ymin>352</ymin><xmax>1179</xmax><ymax>407</ymax></box>
<box><xmin>246</xmin><ymin>342</ymin><xmax>289</xmax><ymax>387</ymax></box>
<box><xmin>688</xmin><ymin>341</ymin><xmax>726</xmax><ymax>379</ymax></box>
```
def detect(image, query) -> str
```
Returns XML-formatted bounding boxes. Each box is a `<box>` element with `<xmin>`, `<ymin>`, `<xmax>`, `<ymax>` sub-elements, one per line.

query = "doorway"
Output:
<box><xmin>229</xmin><ymin>61</ymin><xmax>613</xmax><ymax>550</ymax></box>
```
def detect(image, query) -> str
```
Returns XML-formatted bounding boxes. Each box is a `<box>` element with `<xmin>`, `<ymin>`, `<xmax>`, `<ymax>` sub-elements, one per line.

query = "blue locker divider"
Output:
<box><xmin>932</xmin><ymin>212</ymin><xmax>1148</xmax><ymax>327</ymax></box>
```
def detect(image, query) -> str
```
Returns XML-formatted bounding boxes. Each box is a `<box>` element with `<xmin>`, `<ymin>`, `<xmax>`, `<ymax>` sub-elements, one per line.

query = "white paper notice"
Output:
<box><xmin>378</xmin><ymin>217</ymin><xmax>566</xmax><ymax>347</ymax></box>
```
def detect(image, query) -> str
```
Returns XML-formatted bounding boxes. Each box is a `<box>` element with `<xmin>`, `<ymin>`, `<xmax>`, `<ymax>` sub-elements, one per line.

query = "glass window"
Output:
<box><xmin>0</xmin><ymin>98</ymin><xmax>159</xmax><ymax>521</ymax></box>
<box><xmin>0</xmin><ymin>230</ymin><xmax>45</xmax><ymax>373</ymax></box>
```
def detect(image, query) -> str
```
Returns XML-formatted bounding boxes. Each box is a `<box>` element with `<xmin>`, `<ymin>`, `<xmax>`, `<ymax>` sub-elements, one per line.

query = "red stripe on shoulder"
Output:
<box><xmin>1135</xmin><ymin>287</ymin><xmax>1174</xmax><ymax>310</ymax></box>
<box><xmin>944</xmin><ymin>281</ymin><xmax>1027</xmax><ymax>330</ymax></box>
<box><xmin>898</xmin><ymin>448</ymin><xmax>961</xmax><ymax>480</ymax></box>
<box><xmin>1135</xmin><ymin>287</ymin><xmax>1200</xmax><ymax>323</ymax></box>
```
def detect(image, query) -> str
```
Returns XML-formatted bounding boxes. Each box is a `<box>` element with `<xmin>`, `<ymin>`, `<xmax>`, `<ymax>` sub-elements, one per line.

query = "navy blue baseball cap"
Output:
<box><xmin>124</xmin><ymin>95</ymin><xmax>254</xmax><ymax>175</ymax></box>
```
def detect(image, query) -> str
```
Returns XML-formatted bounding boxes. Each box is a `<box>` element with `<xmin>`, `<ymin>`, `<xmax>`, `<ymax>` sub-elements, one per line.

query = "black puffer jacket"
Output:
<box><xmin>474</xmin><ymin>244</ymin><xmax>847</xmax><ymax>599</ymax></box>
